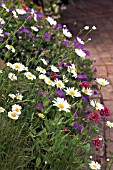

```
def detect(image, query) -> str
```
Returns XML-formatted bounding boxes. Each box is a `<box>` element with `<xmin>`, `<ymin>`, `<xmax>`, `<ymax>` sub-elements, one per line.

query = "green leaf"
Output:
<box><xmin>36</xmin><ymin>157</ymin><xmax>41</xmax><ymax>167</ymax></box>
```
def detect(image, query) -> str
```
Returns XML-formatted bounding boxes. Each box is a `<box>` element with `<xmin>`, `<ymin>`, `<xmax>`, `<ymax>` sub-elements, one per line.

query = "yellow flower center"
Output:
<box><xmin>15</xmin><ymin>64</ymin><xmax>21</xmax><ymax>69</ymax></box>
<box><xmin>17</xmin><ymin>95</ymin><xmax>21</xmax><ymax>99</ymax></box>
<box><xmin>11</xmin><ymin>75</ymin><xmax>15</xmax><ymax>80</ymax></box>
<box><xmin>57</xmin><ymin>82</ymin><xmax>62</xmax><ymax>87</ymax></box>
<box><xmin>15</xmin><ymin>108</ymin><xmax>20</xmax><ymax>112</ymax></box>
<box><xmin>0</xmin><ymin>107</ymin><xmax>3</xmax><ymax>111</ymax></box>
<box><xmin>109</xmin><ymin>123</ymin><xmax>113</xmax><ymax>127</ymax></box>
<box><xmin>40</xmin><ymin>68</ymin><xmax>45</xmax><ymax>72</ymax></box>
<box><xmin>74</xmin><ymin>68</ymin><xmax>77</xmax><ymax>72</ymax></box>
<box><xmin>47</xmin><ymin>80</ymin><xmax>52</xmax><ymax>84</ymax></box>
<box><xmin>58</xmin><ymin>103</ymin><xmax>64</xmax><ymax>109</ymax></box>
<box><xmin>92</xmin><ymin>164</ymin><xmax>97</xmax><ymax>168</ymax></box>
<box><xmin>9</xmin><ymin>45</ymin><xmax>14</xmax><ymax>49</ymax></box>
<box><xmin>96</xmin><ymin>105</ymin><xmax>98</xmax><ymax>109</ymax></box>
<box><xmin>100</xmin><ymin>81</ymin><xmax>105</xmax><ymax>85</ymax></box>
<box><xmin>84</xmin><ymin>89</ymin><xmax>88</xmax><ymax>93</ymax></box>
<box><xmin>0</xmin><ymin>19</ymin><xmax>2</xmax><ymax>22</ymax></box>
<box><xmin>11</xmin><ymin>112</ymin><xmax>16</xmax><ymax>117</ymax></box>
<box><xmin>38</xmin><ymin>113</ymin><xmax>44</xmax><ymax>118</ymax></box>
<box><xmin>28</xmin><ymin>73</ymin><xmax>33</xmax><ymax>79</ymax></box>
<box><xmin>69</xmin><ymin>90</ymin><xmax>75</xmax><ymax>96</ymax></box>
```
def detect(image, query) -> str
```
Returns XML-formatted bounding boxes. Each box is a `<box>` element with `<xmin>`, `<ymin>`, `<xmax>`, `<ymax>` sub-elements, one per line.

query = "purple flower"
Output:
<box><xmin>77</xmin><ymin>74</ymin><xmax>87</xmax><ymax>79</ymax></box>
<box><xmin>73</xmin><ymin>40</ymin><xmax>83</xmax><ymax>49</ymax></box>
<box><xmin>38</xmin><ymin>92</ymin><xmax>43</xmax><ymax>97</ymax></box>
<box><xmin>44</xmin><ymin>32</ymin><xmax>51</xmax><ymax>40</ymax></box>
<box><xmin>46</xmin><ymin>71</ymin><xmax>50</xmax><ymax>75</ymax></box>
<box><xmin>82</xmin><ymin>96</ymin><xmax>89</xmax><ymax>102</ymax></box>
<box><xmin>37</xmin><ymin>103</ymin><xmax>44</xmax><ymax>110</ymax></box>
<box><xmin>33</xmin><ymin>37</ymin><xmax>37</xmax><ymax>41</ymax></box>
<box><xmin>55</xmin><ymin>90</ymin><xmax>65</xmax><ymax>98</ymax></box>
<box><xmin>94</xmin><ymin>89</ymin><xmax>98</xmax><ymax>95</ymax></box>
<box><xmin>73</xmin><ymin>122</ymin><xmax>82</xmax><ymax>132</ymax></box>
<box><xmin>72</xmin><ymin>105</ymin><xmax>77</xmax><ymax>110</ymax></box>
<box><xmin>64</xmin><ymin>62</ymin><xmax>71</xmax><ymax>67</ymax></box>
<box><xmin>49</xmin><ymin>96</ymin><xmax>53</xmax><ymax>101</ymax></box>
<box><xmin>74</xmin><ymin>113</ymin><xmax>78</xmax><ymax>118</ymax></box>
<box><xmin>40</xmin><ymin>47</ymin><xmax>44</xmax><ymax>51</ymax></box>
<box><xmin>83</xmin><ymin>49</ymin><xmax>90</xmax><ymax>56</ymax></box>
<box><xmin>58</xmin><ymin>62</ymin><xmax>64</xmax><ymax>67</ymax></box>
<box><xmin>37</xmin><ymin>12</ymin><xmax>44</xmax><ymax>20</ymax></box>
<box><xmin>86</xmin><ymin>110</ymin><xmax>91</xmax><ymax>115</ymax></box>
<box><xmin>63</xmin><ymin>40</ymin><xmax>70</xmax><ymax>46</ymax></box>
<box><xmin>54</xmin><ymin>23</ymin><xmax>62</xmax><ymax>29</ymax></box>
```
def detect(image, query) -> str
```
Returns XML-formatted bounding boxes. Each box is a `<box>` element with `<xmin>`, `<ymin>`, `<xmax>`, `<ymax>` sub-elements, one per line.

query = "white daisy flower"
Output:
<box><xmin>24</xmin><ymin>72</ymin><xmax>36</xmax><ymax>80</ymax></box>
<box><xmin>90</xmin><ymin>100</ymin><xmax>104</xmax><ymax>110</ymax></box>
<box><xmin>36</xmin><ymin>66</ymin><xmax>46</xmax><ymax>74</ymax></box>
<box><xmin>65</xmin><ymin>87</ymin><xmax>81</xmax><ymax>98</ymax></box>
<box><xmin>16</xmin><ymin>9</ymin><xmax>26</xmax><ymax>15</ymax></box>
<box><xmin>63</xmin><ymin>27</ymin><xmax>72</xmax><ymax>38</ymax></box>
<box><xmin>0</xmin><ymin>107</ymin><xmax>5</xmax><ymax>113</ymax></box>
<box><xmin>8</xmin><ymin>94</ymin><xmax>16</xmax><ymax>99</ymax></box>
<box><xmin>31</xmin><ymin>26</ymin><xmax>39</xmax><ymax>32</ymax></box>
<box><xmin>16</xmin><ymin>93</ymin><xmax>23</xmax><ymax>100</ymax></box>
<box><xmin>92</xmin><ymin>26</ymin><xmax>97</xmax><ymax>30</ymax></box>
<box><xmin>51</xmin><ymin>65</ymin><xmax>59</xmax><ymax>72</ymax></box>
<box><xmin>77</xmin><ymin>37</ymin><xmax>84</xmax><ymax>44</ymax></box>
<box><xmin>0</xmin><ymin>29</ymin><xmax>4</xmax><ymax>37</ymax></box>
<box><xmin>75</xmin><ymin>49</ymin><xmax>86</xmax><ymax>58</ymax></box>
<box><xmin>89</xmin><ymin>161</ymin><xmax>101</xmax><ymax>170</ymax></box>
<box><xmin>46</xmin><ymin>16</ymin><xmax>57</xmax><ymax>26</ymax></box>
<box><xmin>0</xmin><ymin>18</ymin><xmax>5</xmax><ymax>24</ymax></box>
<box><xmin>39</xmin><ymin>74</ymin><xmax>47</xmax><ymax>80</ymax></box>
<box><xmin>95</xmin><ymin>78</ymin><xmax>109</xmax><ymax>86</ymax></box>
<box><xmin>6</xmin><ymin>62</ymin><xmax>12</xmax><ymax>68</ymax></box>
<box><xmin>40</xmin><ymin>58</ymin><xmax>47</xmax><ymax>65</ymax></box>
<box><xmin>12</xmin><ymin>104</ymin><xmax>22</xmax><ymax>115</ymax></box>
<box><xmin>0</xmin><ymin>70</ymin><xmax>3</xmax><ymax>73</ymax></box>
<box><xmin>11</xmin><ymin>63</ymin><xmax>25</xmax><ymax>72</ymax></box>
<box><xmin>63</xmin><ymin>75</ymin><xmax>68</xmax><ymax>82</ymax></box>
<box><xmin>55</xmin><ymin>79</ymin><xmax>65</xmax><ymax>89</ymax></box>
<box><xmin>82</xmin><ymin>88</ymin><xmax>93</xmax><ymax>96</ymax></box>
<box><xmin>106</xmin><ymin>121</ymin><xmax>113</xmax><ymax>128</ymax></box>
<box><xmin>53</xmin><ymin>97</ymin><xmax>71</xmax><ymax>112</ymax></box>
<box><xmin>1</xmin><ymin>4</ymin><xmax>9</xmax><ymax>12</ymax></box>
<box><xmin>8</xmin><ymin>73</ymin><xmax>17</xmax><ymax>81</ymax></box>
<box><xmin>8</xmin><ymin>111</ymin><xmax>19</xmax><ymax>120</ymax></box>
<box><xmin>45</xmin><ymin>78</ymin><xmax>55</xmax><ymax>86</ymax></box>
<box><xmin>84</xmin><ymin>26</ymin><xmax>89</xmax><ymax>30</ymax></box>
<box><xmin>6</xmin><ymin>45</ymin><xmax>15</xmax><ymax>53</ymax></box>
<box><xmin>12</xmin><ymin>11</ymin><xmax>18</xmax><ymax>18</ymax></box>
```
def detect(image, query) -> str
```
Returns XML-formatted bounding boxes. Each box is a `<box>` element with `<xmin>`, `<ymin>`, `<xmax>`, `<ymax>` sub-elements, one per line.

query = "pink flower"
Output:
<box><xmin>88</xmin><ymin>112</ymin><xmax>100</xmax><ymax>123</ymax></box>
<box><xmin>99</xmin><ymin>106</ymin><xmax>110</xmax><ymax>117</ymax></box>
<box><xmin>92</xmin><ymin>136</ymin><xmax>102</xmax><ymax>150</ymax></box>
<box><xmin>79</xmin><ymin>81</ymin><xmax>90</xmax><ymax>88</ymax></box>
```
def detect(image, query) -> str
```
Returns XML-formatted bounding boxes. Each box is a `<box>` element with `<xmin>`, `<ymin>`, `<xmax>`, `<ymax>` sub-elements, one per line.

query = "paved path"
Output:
<box><xmin>61</xmin><ymin>0</ymin><xmax>113</xmax><ymax>169</ymax></box>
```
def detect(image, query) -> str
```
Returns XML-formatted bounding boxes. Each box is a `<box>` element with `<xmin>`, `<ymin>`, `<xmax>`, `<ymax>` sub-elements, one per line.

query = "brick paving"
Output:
<box><xmin>61</xmin><ymin>0</ymin><xmax>113</xmax><ymax>169</ymax></box>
